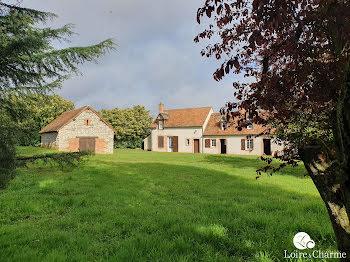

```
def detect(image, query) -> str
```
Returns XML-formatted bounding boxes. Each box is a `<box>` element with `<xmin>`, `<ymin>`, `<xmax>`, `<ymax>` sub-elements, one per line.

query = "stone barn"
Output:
<box><xmin>40</xmin><ymin>105</ymin><xmax>115</xmax><ymax>154</ymax></box>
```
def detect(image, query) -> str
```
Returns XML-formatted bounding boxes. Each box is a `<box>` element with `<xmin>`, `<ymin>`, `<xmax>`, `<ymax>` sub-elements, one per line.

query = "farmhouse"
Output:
<box><xmin>40</xmin><ymin>105</ymin><xmax>115</xmax><ymax>154</ymax></box>
<box><xmin>143</xmin><ymin>103</ymin><xmax>284</xmax><ymax>155</ymax></box>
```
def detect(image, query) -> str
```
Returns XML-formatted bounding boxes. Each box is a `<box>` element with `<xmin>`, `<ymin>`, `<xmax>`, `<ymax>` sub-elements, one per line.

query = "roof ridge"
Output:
<box><xmin>39</xmin><ymin>105</ymin><xmax>115</xmax><ymax>134</ymax></box>
<box><xmin>164</xmin><ymin>106</ymin><xmax>212</xmax><ymax>111</ymax></box>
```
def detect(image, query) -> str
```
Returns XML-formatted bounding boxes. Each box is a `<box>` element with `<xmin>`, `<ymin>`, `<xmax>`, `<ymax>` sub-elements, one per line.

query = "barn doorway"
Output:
<box><xmin>263</xmin><ymin>139</ymin><xmax>271</xmax><ymax>155</ymax></box>
<box><xmin>220</xmin><ymin>139</ymin><xmax>227</xmax><ymax>154</ymax></box>
<box><xmin>78</xmin><ymin>137</ymin><xmax>96</xmax><ymax>152</ymax></box>
<box><xmin>194</xmin><ymin>139</ymin><xmax>200</xmax><ymax>153</ymax></box>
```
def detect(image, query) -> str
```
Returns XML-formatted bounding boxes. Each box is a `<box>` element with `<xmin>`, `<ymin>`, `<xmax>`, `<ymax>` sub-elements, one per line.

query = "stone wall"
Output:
<box><xmin>41</xmin><ymin>132</ymin><xmax>58</xmax><ymax>148</ymax></box>
<box><xmin>143</xmin><ymin>135</ymin><xmax>152</xmax><ymax>151</ymax></box>
<box><xmin>57</xmin><ymin>109</ymin><xmax>114</xmax><ymax>154</ymax></box>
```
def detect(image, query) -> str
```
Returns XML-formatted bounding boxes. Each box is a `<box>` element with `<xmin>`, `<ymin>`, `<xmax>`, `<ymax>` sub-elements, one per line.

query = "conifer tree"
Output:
<box><xmin>0</xmin><ymin>2</ymin><xmax>116</xmax><ymax>187</ymax></box>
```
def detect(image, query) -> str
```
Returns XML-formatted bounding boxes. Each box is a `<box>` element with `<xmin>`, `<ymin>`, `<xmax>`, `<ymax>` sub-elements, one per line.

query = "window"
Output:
<box><xmin>220</xmin><ymin>122</ymin><xmax>227</xmax><ymax>130</ymax></box>
<box><xmin>246</xmin><ymin>139</ymin><xmax>254</xmax><ymax>150</ymax></box>
<box><xmin>158</xmin><ymin>120</ymin><xmax>164</xmax><ymax>130</ymax></box>
<box><xmin>247</xmin><ymin>123</ymin><xmax>253</xmax><ymax>130</ymax></box>
<box><xmin>211</xmin><ymin>139</ymin><xmax>216</xmax><ymax>147</ymax></box>
<box><xmin>85</xmin><ymin>119</ymin><xmax>90</xmax><ymax>126</ymax></box>
<box><xmin>186</xmin><ymin>139</ymin><xmax>190</xmax><ymax>146</ymax></box>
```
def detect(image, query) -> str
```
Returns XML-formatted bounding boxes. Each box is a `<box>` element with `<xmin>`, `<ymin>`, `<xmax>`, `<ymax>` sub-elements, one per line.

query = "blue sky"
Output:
<box><xmin>16</xmin><ymin>0</ymin><xmax>248</xmax><ymax>115</ymax></box>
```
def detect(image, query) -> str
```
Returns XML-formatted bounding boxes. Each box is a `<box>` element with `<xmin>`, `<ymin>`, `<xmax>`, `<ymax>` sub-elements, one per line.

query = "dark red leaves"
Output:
<box><xmin>233</xmin><ymin>57</ymin><xmax>240</xmax><ymax>69</ymax></box>
<box><xmin>206</xmin><ymin>8</ymin><xmax>212</xmax><ymax>18</ymax></box>
<box><xmin>217</xmin><ymin>4</ymin><xmax>223</xmax><ymax>15</ymax></box>
<box><xmin>224</xmin><ymin>3</ymin><xmax>231</xmax><ymax>13</ymax></box>
<box><xmin>195</xmin><ymin>0</ymin><xmax>349</xmax><ymax>175</ymax></box>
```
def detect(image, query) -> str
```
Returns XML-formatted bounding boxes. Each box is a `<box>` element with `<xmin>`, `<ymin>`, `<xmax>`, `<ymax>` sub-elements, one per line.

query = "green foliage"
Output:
<box><xmin>0</xmin><ymin>3</ymin><xmax>116</xmax><ymax>93</ymax></box>
<box><xmin>0</xmin><ymin>3</ymin><xmax>116</xmax><ymax>187</ymax></box>
<box><xmin>100</xmin><ymin>106</ymin><xmax>153</xmax><ymax>149</ymax></box>
<box><xmin>3</xmin><ymin>93</ymin><xmax>74</xmax><ymax>146</ymax></box>
<box><xmin>0</xmin><ymin>148</ymin><xmax>336</xmax><ymax>261</ymax></box>
<box><xmin>0</xmin><ymin>110</ymin><xmax>16</xmax><ymax>188</ymax></box>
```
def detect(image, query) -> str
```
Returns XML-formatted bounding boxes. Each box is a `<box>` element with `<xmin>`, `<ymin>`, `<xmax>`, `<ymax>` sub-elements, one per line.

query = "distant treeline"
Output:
<box><xmin>100</xmin><ymin>106</ymin><xmax>153</xmax><ymax>149</ymax></box>
<box><xmin>7</xmin><ymin>93</ymin><xmax>153</xmax><ymax>149</ymax></box>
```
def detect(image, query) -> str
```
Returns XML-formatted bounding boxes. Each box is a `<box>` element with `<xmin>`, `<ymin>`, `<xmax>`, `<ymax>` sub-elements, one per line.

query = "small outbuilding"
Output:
<box><xmin>40</xmin><ymin>105</ymin><xmax>115</xmax><ymax>154</ymax></box>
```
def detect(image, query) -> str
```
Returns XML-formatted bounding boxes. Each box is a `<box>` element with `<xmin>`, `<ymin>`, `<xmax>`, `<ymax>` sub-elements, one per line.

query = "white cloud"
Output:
<box><xmin>17</xmin><ymin>0</ymin><xmax>253</xmax><ymax>115</ymax></box>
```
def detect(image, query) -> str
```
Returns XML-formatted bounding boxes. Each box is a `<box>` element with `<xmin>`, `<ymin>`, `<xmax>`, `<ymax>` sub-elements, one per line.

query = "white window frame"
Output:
<box><xmin>220</xmin><ymin>122</ymin><xmax>227</xmax><ymax>130</ymax></box>
<box><xmin>168</xmin><ymin>137</ymin><xmax>173</xmax><ymax>152</ymax></box>
<box><xmin>211</xmin><ymin>139</ymin><xmax>216</xmax><ymax>147</ymax></box>
<box><xmin>246</xmin><ymin>139</ymin><xmax>254</xmax><ymax>150</ymax></box>
<box><xmin>158</xmin><ymin>122</ymin><xmax>163</xmax><ymax>130</ymax></box>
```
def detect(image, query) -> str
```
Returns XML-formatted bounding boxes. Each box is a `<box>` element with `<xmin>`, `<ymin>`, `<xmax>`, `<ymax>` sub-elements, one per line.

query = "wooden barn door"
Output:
<box><xmin>79</xmin><ymin>137</ymin><xmax>96</xmax><ymax>152</ymax></box>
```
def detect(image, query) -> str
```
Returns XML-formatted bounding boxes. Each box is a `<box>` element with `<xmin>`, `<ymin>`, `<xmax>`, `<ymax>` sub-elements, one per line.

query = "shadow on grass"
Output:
<box><xmin>203</xmin><ymin>154</ymin><xmax>308</xmax><ymax>179</ymax></box>
<box><xmin>0</xmin><ymin>160</ymin><xmax>333</xmax><ymax>262</ymax></box>
<box><xmin>85</xmin><ymin>161</ymin><xmax>333</xmax><ymax>260</ymax></box>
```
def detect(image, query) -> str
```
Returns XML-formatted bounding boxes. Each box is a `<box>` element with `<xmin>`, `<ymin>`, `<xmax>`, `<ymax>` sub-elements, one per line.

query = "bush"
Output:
<box><xmin>114</xmin><ymin>138</ymin><xmax>143</xmax><ymax>149</ymax></box>
<box><xmin>0</xmin><ymin>112</ymin><xmax>16</xmax><ymax>188</ymax></box>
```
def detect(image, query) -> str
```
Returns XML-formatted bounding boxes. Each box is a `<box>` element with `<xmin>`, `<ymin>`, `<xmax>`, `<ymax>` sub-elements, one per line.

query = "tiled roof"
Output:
<box><xmin>150</xmin><ymin>107</ymin><xmax>212</xmax><ymax>128</ymax></box>
<box><xmin>203</xmin><ymin>113</ymin><xmax>268</xmax><ymax>136</ymax></box>
<box><xmin>39</xmin><ymin>105</ymin><xmax>115</xmax><ymax>133</ymax></box>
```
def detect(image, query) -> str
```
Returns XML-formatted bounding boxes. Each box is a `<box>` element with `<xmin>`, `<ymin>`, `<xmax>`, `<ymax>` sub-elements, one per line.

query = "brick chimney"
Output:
<box><xmin>159</xmin><ymin>102</ymin><xmax>164</xmax><ymax>113</ymax></box>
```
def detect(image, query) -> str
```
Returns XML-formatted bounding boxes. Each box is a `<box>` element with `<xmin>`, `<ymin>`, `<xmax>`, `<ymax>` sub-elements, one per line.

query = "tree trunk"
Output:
<box><xmin>300</xmin><ymin>146</ymin><xmax>350</xmax><ymax>259</ymax></box>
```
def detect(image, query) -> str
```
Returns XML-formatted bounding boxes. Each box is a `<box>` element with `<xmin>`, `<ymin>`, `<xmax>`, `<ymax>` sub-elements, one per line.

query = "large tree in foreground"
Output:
<box><xmin>195</xmin><ymin>0</ymin><xmax>350</xmax><ymax>256</ymax></box>
<box><xmin>0</xmin><ymin>2</ymin><xmax>115</xmax><ymax>187</ymax></box>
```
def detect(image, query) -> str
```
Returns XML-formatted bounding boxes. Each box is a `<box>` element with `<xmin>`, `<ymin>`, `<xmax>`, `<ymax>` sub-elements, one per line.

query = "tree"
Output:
<box><xmin>3</xmin><ymin>93</ymin><xmax>74</xmax><ymax>146</ymax></box>
<box><xmin>0</xmin><ymin>2</ymin><xmax>115</xmax><ymax>94</ymax></box>
<box><xmin>195</xmin><ymin>0</ymin><xmax>350</xmax><ymax>256</ymax></box>
<box><xmin>0</xmin><ymin>2</ymin><xmax>116</xmax><ymax>187</ymax></box>
<box><xmin>100</xmin><ymin>106</ymin><xmax>153</xmax><ymax>149</ymax></box>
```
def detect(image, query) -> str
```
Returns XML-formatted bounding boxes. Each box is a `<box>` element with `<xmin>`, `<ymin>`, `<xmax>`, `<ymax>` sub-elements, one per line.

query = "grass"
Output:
<box><xmin>0</xmin><ymin>147</ymin><xmax>337</xmax><ymax>261</ymax></box>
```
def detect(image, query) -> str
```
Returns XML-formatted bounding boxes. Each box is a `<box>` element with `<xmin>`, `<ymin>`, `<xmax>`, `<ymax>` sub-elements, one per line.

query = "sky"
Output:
<box><xmin>12</xmin><ymin>0</ymin><xmax>248</xmax><ymax>115</ymax></box>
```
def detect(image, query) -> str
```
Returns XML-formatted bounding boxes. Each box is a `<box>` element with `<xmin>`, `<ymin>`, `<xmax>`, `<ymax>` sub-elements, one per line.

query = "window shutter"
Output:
<box><xmin>251</xmin><ymin>139</ymin><xmax>254</xmax><ymax>150</ymax></box>
<box><xmin>158</xmin><ymin>136</ymin><xmax>164</xmax><ymax>148</ymax></box>
<box><xmin>205</xmin><ymin>139</ymin><xmax>210</xmax><ymax>148</ymax></box>
<box><xmin>241</xmin><ymin>139</ymin><xmax>245</xmax><ymax>150</ymax></box>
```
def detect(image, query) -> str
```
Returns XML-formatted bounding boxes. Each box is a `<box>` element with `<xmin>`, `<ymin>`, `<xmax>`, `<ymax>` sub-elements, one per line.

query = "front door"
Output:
<box><xmin>79</xmin><ymin>137</ymin><xmax>96</xmax><ymax>152</ymax></box>
<box><xmin>194</xmin><ymin>139</ymin><xmax>200</xmax><ymax>153</ymax></box>
<box><xmin>220</xmin><ymin>139</ymin><xmax>227</xmax><ymax>154</ymax></box>
<box><xmin>263</xmin><ymin>139</ymin><xmax>271</xmax><ymax>155</ymax></box>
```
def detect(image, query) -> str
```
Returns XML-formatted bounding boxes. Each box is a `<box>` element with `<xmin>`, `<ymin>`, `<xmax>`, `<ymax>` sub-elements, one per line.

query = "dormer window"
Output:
<box><xmin>220</xmin><ymin>121</ymin><xmax>227</xmax><ymax>130</ymax></box>
<box><xmin>221</xmin><ymin>122</ymin><xmax>227</xmax><ymax>130</ymax></box>
<box><xmin>156</xmin><ymin>113</ymin><xmax>168</xmax><ymax>130</ymax></box>
<box><xmin>247</xmin><ymin>123</ymin><xmax>253</xmax><ymax>130</ymax></box>
<box><xmin>219</xmin><ymin>115</ymin><xmax>228</xmax><ymax>130</ymax></box>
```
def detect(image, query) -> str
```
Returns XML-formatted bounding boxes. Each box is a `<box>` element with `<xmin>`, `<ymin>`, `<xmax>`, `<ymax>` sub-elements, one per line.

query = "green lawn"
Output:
<box><xmin>0</xmin><ymin>147</ymin><xmax>337</xmax><ymax>261</ymax></box>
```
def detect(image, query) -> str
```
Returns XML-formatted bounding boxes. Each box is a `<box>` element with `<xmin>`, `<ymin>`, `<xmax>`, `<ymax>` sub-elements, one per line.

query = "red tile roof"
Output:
<box><xmin>203</xmin><ymin>113</ymin><xmax>268</xmax><ymax>136</ymax></box>
<box><xmin>39</xmin><ymin>105</ymin><xmax>115</xmax><ymax>133</ymax></box>
<box><xmin>150</xmin><ymin>107</ymin><xmax>212</xmax><ymax>128</ymax></box>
